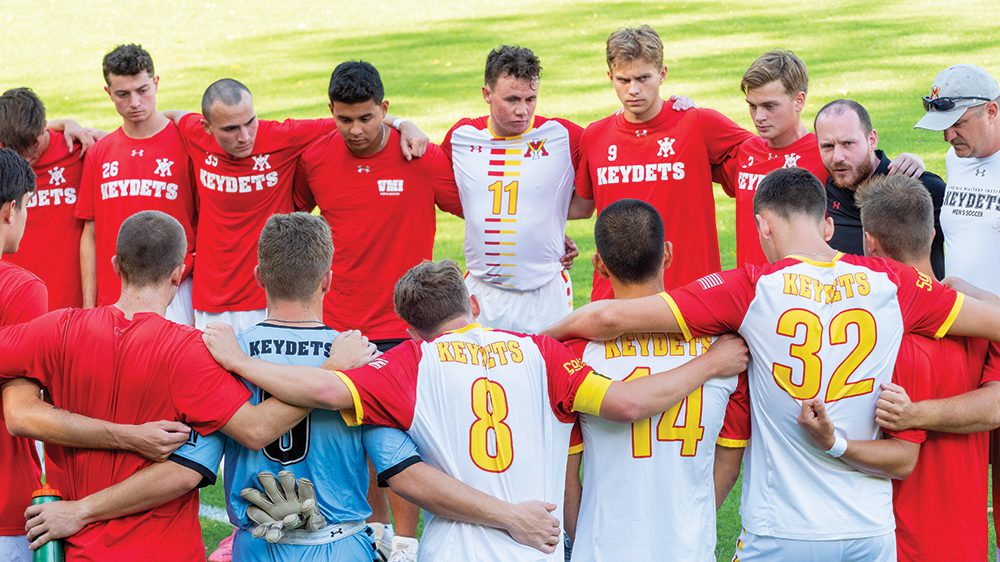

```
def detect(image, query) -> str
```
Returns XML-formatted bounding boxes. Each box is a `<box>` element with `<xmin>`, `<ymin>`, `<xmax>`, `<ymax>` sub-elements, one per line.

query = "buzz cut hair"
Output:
<box><xmin>115</xmin><ymin>210</ymin><xmax>186</xmax><ymax>287</ymax></box>
<box><xmin>102</xmin><ymin>44</ymin><xmax>155</xmax><ymax>84</ymax></box>
<box><xmin>0</xmin><ymin>88</ymin><xmax>46</xmax><ymax>157</ymax></box>
<box><xmin>814</xmin><ymin>99</ymin><xmax>874</xmax><ymax>135</ymax></box>
<box><xmin>0</xmin><ymin>148</ymin><xmax>37</xmax><ymax>207</ymax></box>
<box><xmin>257</xmin><ymin>213</ymin><xmax>334</xmax><ymax>303</ymax></box>
<box><xmin>484</xmin><ymin>46</ymin><xmax>542</xmax><ymax>88</ymax></box>
<box><xmin>201</xmin><ymin>78</ymin><xmax>252</xmax><ymax>119</ymax></box>
<box><xmin>328</xmin><ymin>61</ymin><xmax>385</xmax><ymax>105</ymax></box>
<box><xmin>606</xmin><ymin>25</ymin><xmax>663</xmax><ymax>70</ymax></box>
<box><xmin>740</xmin><ymin>49</ymin><xmax>809</xmax><ymax>96</ymax></box>
<box><xmin>594</xmin><ymin>199</ymin><xmax>664</xmax><ymax>284</ymax></box>
<box><xmin>394</xmin><ymin>260</ymin><xmax>471</xmax><ymax>334</ymax></box>
<box><xmin>857</xmin><ymin>175</ymin><xmax>934</xmax><ymax>264</ymax></box>
<box><xmin>753</xmin><ymin>167</ymin><xmax>827</xmax><ymax>220</ymax></box>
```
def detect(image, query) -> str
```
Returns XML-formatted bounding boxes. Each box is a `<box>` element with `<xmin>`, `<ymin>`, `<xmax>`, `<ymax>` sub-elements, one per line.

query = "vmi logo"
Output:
<box><xmin>378</xmin><ymin>179</ymin><xmax>404</xmax><ymax>196</ymax></box>
<box><xmin>524</xmin><ymin>139</ymin><xmax>549</xmax><ymax>159</ymax></box>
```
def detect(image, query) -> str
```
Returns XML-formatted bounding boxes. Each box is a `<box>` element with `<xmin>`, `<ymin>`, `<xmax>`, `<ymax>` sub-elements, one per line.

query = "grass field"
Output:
<box><xmin>5</xmin><ymin>0</ymin><xmax>1000</xmax><ymax>559</ymax></box>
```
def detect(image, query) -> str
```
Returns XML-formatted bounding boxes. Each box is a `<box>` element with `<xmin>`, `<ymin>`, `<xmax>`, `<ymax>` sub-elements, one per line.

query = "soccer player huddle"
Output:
<box><xmin>0</xmin><ymin>21</ymin><xmax>999</xmax><ymax>562</ymax></box>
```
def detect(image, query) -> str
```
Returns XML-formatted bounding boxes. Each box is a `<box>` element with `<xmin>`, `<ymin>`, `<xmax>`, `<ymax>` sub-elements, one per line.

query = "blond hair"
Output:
<box><xmin>857</xmin><ymin>175</ymin><xmax>934</xmax><ymax>263</ymax></box>
<box><xmin>741</xmin><ymin>49</ymin><xmax>808</xmax><ymax>96</ymax></box>
<box><xmin>394</xmin><ymin>260</ymin><xmax>470</xmax><ymax>334</ymax></box>
<box><xmin>257</xmin><ymin>213</ymin><xmax>333</xmax><ymax>302</ymax></box>
<box><xmin>606</xmin><ymin>25</ymin><xmax>663</xmax><ymax>70</ymax></box>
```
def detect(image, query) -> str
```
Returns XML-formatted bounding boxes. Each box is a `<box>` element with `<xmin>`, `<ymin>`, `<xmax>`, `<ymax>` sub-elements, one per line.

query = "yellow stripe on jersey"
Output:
<box><xmin>444</xmin><ymin>322</ymin><xmax>482</xmax><ymax>335</ymax></box>
<box><xmin>333</xmin><ymin>370</ymin><xmax>364</xmax><ymax>427</ymax></box>
<box><xmin>788</xmin><ymin>252</ymin><xmax>843</xmax><ymax>267</ymax></box>
<box><xmin>717</xmin><ymin>437</ymin><xmax>749</xmax><ymax>449</ymax></box>
<box><xmin>935</xmin><ymin>291</ymin><xmax>965</xmax><ymax>339</ymax></box>
<box><xmin>658</xmin><ymin>292</ymin><xmax>693</xmax><ymax>342</ymax></box>
<box><xmin>568</xmin><ymin>442</ymin><xmax>584</xmax><ymax>455</ymax></box>
<box><xmin>573</xmin><ymin>373</ymin><xmax>613</xmax><ymax>415</ymax></box>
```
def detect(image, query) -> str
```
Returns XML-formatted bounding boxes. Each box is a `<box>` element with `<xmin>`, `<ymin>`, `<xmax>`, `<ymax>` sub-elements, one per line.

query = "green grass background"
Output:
<box><xmin>5</xmin><ymin>0</ymin><xmax>999</xmax><ymax>558</ymax></box>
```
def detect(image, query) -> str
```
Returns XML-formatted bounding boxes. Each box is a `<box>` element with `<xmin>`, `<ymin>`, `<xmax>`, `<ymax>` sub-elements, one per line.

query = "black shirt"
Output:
<box><xmin>826</xmin><ymin>150</ymin><xmax>946</xmax><ymax>279</ymax></box>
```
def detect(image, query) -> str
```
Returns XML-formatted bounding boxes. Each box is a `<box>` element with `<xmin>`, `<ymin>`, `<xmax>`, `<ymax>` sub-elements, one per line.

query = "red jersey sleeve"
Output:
<box><xmin>574</xmin><ymin>126</ymin><xmax>596</xmax><ymax>200</ymax></box>
<box><xmin>982</xmin><ymin>342</ymin><xmax>1000</xmax><ymax>385</ymax></box>
<box><xmin>696</xmin><ymin>109</ymin><xmax>753</xmax><ymax>166</ymax></box>
<box><xmin>292</xmin><ymin>155</ymin><xmax>317</xmax><ymax>212</ymax></box>
<box><xmin>425</xmin><ymin>144</ymin><xmax>463</xmax><ymax>217</ymax></box>
<box><xmin>440</xmin><ymin>121</ymin><xmax>461</xmax><ymax>164</ymax></box>
<box><xmin>886</xmin><ymin>336</ymin><xmax>935</xmax><ymax>444</ymax></box>
<box><xmin>712</xmin><ymin>151</ymin><xmax>740</xmax><ymax>197</ymax></box>
<box><xmin>75</xmin><ymin>149</ymin><xmax>99</xmax><ymax>221</ymax></box>
<box><xmin>568</xmin><ymin>420</ymin><xmax>583</xmax><ymax>455</ymax></box>
<box><xmin>531</xmin><ymin>334</ymin><xmax>610</xmax><ymax>422</ymax></box>
<box><xmin>168</xmin><ymin>335</ymin><xmax>252</xmax><ymax>435</ymax></box>
<box><xmin>3</xmin><ymin>275</ymin><xmax>47</xmax><ymax>325</ymax></box>
<box><xmin>891</xmin><ymin>264</ymin><xmax>962</xmax><ymax>339</ymax></box>
<box><xmin>0</xmin><ymin>310</ymin><xmax>66</xmax><ymax>386</ymax></box>
<box><xmin>336</xmin><ymin>340</ymin><xmax>421</xmax><ymax>430</ymax></box>
<box><xmin>717</xmin><ymin>372</ymin><xmax>750</xmax><ymax>447</ymax></box>
<box><xmin>176</xmin><ymin>113</ymin><xmax>203</xmax><ymax>146</ymax></box>
<box><xmin>272</xmin><ymin>118</ymin><xmax>336</xmax><ymax>150</ymax></box>
<box><xmin>661</xmin><ymin>267</ymin><xmax>756</xmax><ymax>340</ymax></box>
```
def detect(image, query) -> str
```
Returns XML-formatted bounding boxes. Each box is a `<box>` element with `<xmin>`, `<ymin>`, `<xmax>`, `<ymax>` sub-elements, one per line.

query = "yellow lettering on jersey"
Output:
<box><xmin>697</xmin><ymin>336</ymin><xmax>713</xmax><ymax>355</ymax></box>
<box><xmin>605</xmin><ymin>338</ymin><xmax>623</xmax><ymax>359</ymax></box>
<box><xmin>669</xmin><ymin>333</ymin><xmax>686</xmax><ymax>356</ymax></box>
<box><xmin>915</xmin><ymin>271</ymin><xmax>934</xmax><ymax>292</ymax></box>
<box><xmin>436</xmin><ymin>341</ymin><xmax>455</xmax><ymax>362</ymax></box>
<box><xmin>783</xmin><ymin>273</ymin><xmax>799</xmax><ymax>296</ymax></box>
<box><xmin>823</xmin><ymin>283</ymin><xmax>843</xmax><ymax>304</ymax></box>
<box><xmin>491</xmin><ymin>341</ymin><xmax>510</xmax><ymax>365</ymax></box>
<box><xmin>838</xmin><ymin>274</ymin><xmax>856</xmax><ymax>298</ymax></box>
<box><xmin>508</xmin><ymin>340</ymin><xmax>524</xmax><ymax>363</ymax></box>
<box><xmin>452</xmin><ymin>341</ymin><xmax>469</xmax><ymax>364</ymax></box>
<box><xmin>798</xmin><ymin>273</ymin><xmax>813</xmax><ymax>300</ymax></box>
<box><xmin>652</xmin><ymin>333</ymin><xmax>669</xmax><ymax>356</ymax></box>
<box><xmin>620</xmin><ymin>333</ymin><xmax>637</xmax><ymax>357</ymax></box>
<box><xmin>563</xmin><ymin>358</ymin><xmax>588</xmax><ymax>376</ymax></box>
<box><xmin>634</xmin><ymin>332</ymin><xmax>652</xmax><ymax>357</ymax></box>
<box><xmin>856</xmin><ymin>272</ymin><xmax>870</xmax><ymax>295</ymax></box>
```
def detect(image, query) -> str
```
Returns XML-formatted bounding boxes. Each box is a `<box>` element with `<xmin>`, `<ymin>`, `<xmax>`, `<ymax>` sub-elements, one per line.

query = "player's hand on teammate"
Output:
<box><xmin>942</xmin><ymin>276</ymin><xmax>1000</xmax><ymax>305</ymax></box>
<box><xmin>61</xmin><ymin>120</ymin><xmax>99</xmax><ymax>158</ymax></box>
<box><xmin>242</xmin><ymin>471</ymin><xmax>327</xmax><ymax>543</ymax></box>
<box><xmin>122</xmin><ymin>420</ymin><xmax>192</xmax><ymax>462</ymax></box>
<box><xmin>398</xmin><ymin>121</ymin><xmax>428</xmax><ymax>161</ymax></box>
<box><xmin>203</xmin><ymin>322</ymin><xmax>250</xmax><ymax>372</ymax></box>
<box><xmin>24</xmin><ymin>498</ymin><xmax>87</xmax><ymax>550</ymax></box>
<box><xmin>702</xmin><ymin>333</ymin><xmax>750</xmax><ymax>377</ymax></box>
<box><xmin>324</xmin><ymin>329</ymin><xmax>377</xmax><ymax>371</ymax></box>
<box><xmin>560</xmin><ymin>236</ymin><xmax>579</xmax><ymax>270</ymax></box>
<box><xmin>669</xmin><ymin>94</ymin><xmax>697</xmax><ymax>111</ymax></box>
<box><xmin>501</xmin><ymin>500</ymin><xmax>561</xmax><ymax>554</ymax></box>
<box><xmin>887</xmin><ymin>153</ymin><xmax>925</xmax><ymax>178</ymax></box>
<box><xmin>875</xmin><ymin>382</ymin><xmax>918</xmax><ymax>432</ymax></box>
<box><xmin>797</xmin><ymin>399</ymin><xmax>837</xmax><ymax>451</ymax></box>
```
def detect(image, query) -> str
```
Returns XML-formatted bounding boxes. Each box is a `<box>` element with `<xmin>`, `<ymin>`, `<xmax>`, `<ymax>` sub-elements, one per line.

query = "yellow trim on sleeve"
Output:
<box><xmin>935</xmin><ymin>292</ymin><xmax>965</xmax><ymax>339</ymax></box>
<box><xmin>333</xmin><ymin>370</ymin><xmax>364</xmax><ymax>427</ymax></box>
<box><xmin>658</xmin><ymin>292</ymin><xmax>693</xmax><ymax>341</ymax></box>
<box><xmin>717</xmin><ymin>437</ymin><xmax>749</xmax><ymax>449</ymax></box>
<box><xmin>567</xmin><ymin>443</ymin><xmax>584</xmax><ymax>455</ymax></box>
<box><xmin>573</xmin><ymin>373</ymin><xmax>613</xmax><ymax>415</ymax></box>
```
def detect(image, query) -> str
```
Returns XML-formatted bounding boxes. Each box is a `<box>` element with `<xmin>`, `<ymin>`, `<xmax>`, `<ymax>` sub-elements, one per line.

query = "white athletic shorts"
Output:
<box><xmin>194</xmin><ymin>308</ymin><xmax>267</xmax><ymax>332</ymax></box>
<box><xmin>732</xmin><ymin>528</ymin><xmax>895</xmax><ymax>562</ymax></box>
<box><xmin>465</xmin><ymin>271</ymin><xmax>573</xmax><ymax>334</ymax></box>
<box><xmin>0</xmin><ymin>536</ymin><xmax>31</xmax><ymax>562</ymax></box>
<box><xmin>165</xmin><ymin>277</ymin><xmax>194</xmax><ymax>326</ymax></box>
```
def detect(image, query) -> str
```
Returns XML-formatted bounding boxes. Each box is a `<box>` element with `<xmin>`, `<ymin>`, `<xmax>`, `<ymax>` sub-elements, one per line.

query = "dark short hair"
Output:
<box><xmin>102</xmin><ymin>44</ymin><xmax>155</xmax><ymax>84</ymax></box>
<box><xmin>258</xmin><ymin>213</ymin><xmax>333</xmax><ymax>302</ymax></box>
<box><xmin>394</xmin><ymin>260</ymin><xmax>470</xmax><ymax>334</ymax></box>
<box><xmin>814</xmin><ymin>99</ymin><xmax>873</xmax><ymax>135</ymax></box>
<box><xmin>0</xmin><ymin>88</ymin><xmax>46</xmax><ymax>156</ymax></box>
<box><xmin>328</xmin><ymin>61</ymin><xmax>384</xmax><ymax>105</ymax></box>
<box><xmin>857</xmin><ymin>175</ymin><xmax>934</xmax><ymax>263</ymax></box>
<box><xmin>0</xmin><ymin>148</ymin><xmax>36</xmax><ymax>207</ymax></box>
<box><xmin>115</xmin><ymin>211</ymin><xmax>186</xmax><ymax>287</ymax></box>
<box><xmin>594</xmin><ymin>199</ymin><xmax>664</xmax><ymax>284</ymax></box>
<box><xmin>201</xmin><ymin>78</ymin><xmax>252</xmax><ymax>118</ymax></box>
<box><xmin>484</xmin><ymin>46</ymin><xmax>542</xmax><ymax>88</ymax></box>
<box><xmin>753</xmin><ymin>167</ymin><xmax>827</xmax><ymax>220</ymax></box>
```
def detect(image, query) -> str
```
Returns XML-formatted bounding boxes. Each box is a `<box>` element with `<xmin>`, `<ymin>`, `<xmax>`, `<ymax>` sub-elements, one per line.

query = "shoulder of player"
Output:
<box><xmin>448</xmin><ymin>116</ymin><xmax>489</xmax><ymax>134</ymax></box>
<box><xmin>916</xmin><ymin>169</ymin><xmax>947</xmax><ymax>196</ymax></box>
<box><xmin>300</xmin><ymin>129</ymin><xmax>342</xmax><ymax>163</ymax></box>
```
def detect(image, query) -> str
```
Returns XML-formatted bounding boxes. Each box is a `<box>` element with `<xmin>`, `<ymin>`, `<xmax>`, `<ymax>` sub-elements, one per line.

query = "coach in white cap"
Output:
<box><xmin>915</xmin><ymin>64</ymin><xmax>1000</xmax><ymax>295</ymax></box>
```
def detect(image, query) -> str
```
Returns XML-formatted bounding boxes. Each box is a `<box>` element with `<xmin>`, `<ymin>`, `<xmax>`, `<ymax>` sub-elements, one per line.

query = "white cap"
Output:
<box><xmin>914</xmin><ymin>64</ymin><xmax>1000</xmax><ymax>130</ymax></box>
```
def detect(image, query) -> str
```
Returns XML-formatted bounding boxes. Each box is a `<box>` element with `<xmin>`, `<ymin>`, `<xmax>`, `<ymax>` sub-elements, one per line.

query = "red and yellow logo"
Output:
<box><xmin>524</xmin><ymin>139</ymin><xmax>549</xmax><ymax>159</ymax></box>
<box><xmin>929</xmin><ymin>85</ymin><xmax>941</xmax><ymax>100</ymax></box>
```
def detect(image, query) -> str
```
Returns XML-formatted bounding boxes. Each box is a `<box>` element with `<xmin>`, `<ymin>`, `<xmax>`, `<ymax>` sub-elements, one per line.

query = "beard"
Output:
<box><xmin>830</xmin><ymin>155</ymin><xmax>876</xmax><ymax>191</ymax></box>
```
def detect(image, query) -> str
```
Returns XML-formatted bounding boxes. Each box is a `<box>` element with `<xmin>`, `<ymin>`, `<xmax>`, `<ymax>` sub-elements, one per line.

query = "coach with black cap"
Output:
<box><xmin>915</xmin><ymin>64</ymin><xmax>1000</xmax><ymax>295</ymax></box>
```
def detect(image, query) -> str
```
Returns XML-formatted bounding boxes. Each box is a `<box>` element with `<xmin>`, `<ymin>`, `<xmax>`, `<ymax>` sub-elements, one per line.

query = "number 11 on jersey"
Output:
<box><xmin>487</xmin><ymin>180</ymin><xmax>518</xmax><ymax>215</ymax></box>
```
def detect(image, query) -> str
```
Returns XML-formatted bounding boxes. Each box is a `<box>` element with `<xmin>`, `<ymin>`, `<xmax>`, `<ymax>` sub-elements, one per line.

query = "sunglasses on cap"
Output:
<box><xmin>922</xmin><ymin>95</ymin><xmax>992</xmax><ymax>112</ymax></box>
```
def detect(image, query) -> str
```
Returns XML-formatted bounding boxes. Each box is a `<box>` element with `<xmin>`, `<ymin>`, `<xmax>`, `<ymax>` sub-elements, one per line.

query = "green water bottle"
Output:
<box><xmin>30</xmin><ymin>484</ymin><xmax>65</xmax><ymax>562</ymax></box>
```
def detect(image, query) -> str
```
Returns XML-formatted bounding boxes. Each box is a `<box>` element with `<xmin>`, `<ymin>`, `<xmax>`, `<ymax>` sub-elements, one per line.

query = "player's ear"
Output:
<box><xmin>868</xmin><ymin>129</ymin><xmax>879</xmax><ymax>150</ymax></box>
<box><xmin>327</xmin><ymin>102</ymin><xmax>335</xmax><ymax>117</ymax></box>
<box><xmin>171</xmin><ymin>264</ymin><xmax>184</xmax><ymax>287</ymax></box>
<box><xmin>201</xmin><ymin>118</ymin><xmax>211</xmax><ymax>135</ymax></box>
<box><xmin>794</xmin><ymin>90</ymin><xmax>806</xmax><ymax>112</ymax></box>
<box><xmin>111</xmin><ymin>255</ymin><xmax>121</xmax><ymax>277</ymax></box>
<box><xmin>481</xmin><ymin>85</ymin><xmax>491</xmax><ymax>105</ymax></box>
<box><xmin>253</xmin><ymin>265</ymin><xmax>265</xmax><ymax>289</ymax></box>
<box><xmin>153</xmin><ymin>75</ymin><xmax>160</xmax><ymax>89</ymax></box>
<box><xmin>659</xmin><ymin>65</ymin><xmax>668</xmax><ymax>82</ymax></box>
<box><xmin>405</xmin><ymin>326</ymin><xmax>421</xmax><ymax>342</ymax></box>
<box><xmin>592</xmin><ymin>253</ymin><xmax>611</xmax><ymax>280</ymax></box>
<box><xmin>754</xmin><ymin>213</ymin><xmax>771</xmax><ymax>239</ymax></box>
<box><xmin>822</xmin><ymin>216</ymin><xmax>835</xmax><ymax>242</ymax></box>
<box><xmin>320</xmin><ymin>271</ymin><xmax>333</xmax><ymax>294</ymax></box>
<box><xmin>469</xmin><ymin>294</ymin><xmax>481</xmax><ymax>320</ymax></box>
<box><xmin>0</xmin><ymin>200</ymin><xmax>13</xmax><ymax>224</ymax></box>
<box><xmin>379</xmin><ymin>100</ymin><xmax>389</xmax><ymax>118</ymax></box>
<box><xmin>862</xmin><ymin>231</ymin><xmax>879</xmax><ymax>257</ymax></box>
<box><xmin>662</xmin><ymin>241</ymin><xmax>674</xmax><ymax>271</ymax></box>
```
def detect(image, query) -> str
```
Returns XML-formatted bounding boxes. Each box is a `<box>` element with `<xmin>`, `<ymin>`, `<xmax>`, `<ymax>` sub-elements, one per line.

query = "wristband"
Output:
<box><xmin>391</xmin><ymin>117</ymin><xmax>408</xmax><ymax>131</ymax></box>
<box><xmin>825</xmin><ymin>433</ymin><xmax>848</xmax><ymax>458</ymax></box>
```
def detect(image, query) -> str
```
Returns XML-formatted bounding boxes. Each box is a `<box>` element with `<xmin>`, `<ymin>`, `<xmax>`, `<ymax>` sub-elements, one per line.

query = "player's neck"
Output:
<box><xmin>765</xmin><ymin>121</ymin><xmax>808</xmax><ymax>150</ymax></box>
<box><xmin>264</xmin><ymin>297</ymin><xmax>323</xmax><ymax>325</ymax></box>
<box><xmin>114</xmin><ymin>284</ymin><xmax>172</xmax><ymax>319</ymax></box>
<box><xmin>37</xmin><ymin>130</ymin><xmax>51</xmax><ymax>157</ymax></box>
<box><xmin>432</xmin><ymin>315</ymin><xmax>475</xmax><ymax>338</ymax></box>
<box><xmin>121</xmin><ymin>111</ymin><xmax>169</xmax><ymax>140</ymax></box>
<box><xmin>347</xmin><ymin>124</ymin><xmax>389</xmax><ymax>157</ymax></box>
<box><xmin>623</xmin><ymin>97</ymin><xmax>664</xmax><ymax>124</ymax></box>
<box><xmin>610</xmin><ymin>279</ymin><xmax>664</xmax><ymax>300</ymax></box>
<box><xmin>897</xmin><ymin>256</ymin><xmax>937</xmax><ymax>280</ymax></box>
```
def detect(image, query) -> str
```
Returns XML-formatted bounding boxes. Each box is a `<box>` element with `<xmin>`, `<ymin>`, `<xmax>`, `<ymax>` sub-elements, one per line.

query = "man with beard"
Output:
<box><xmin>815</xmin><ymin>99</ymin><xmax>945</xmax><ymax>278</ymax></box>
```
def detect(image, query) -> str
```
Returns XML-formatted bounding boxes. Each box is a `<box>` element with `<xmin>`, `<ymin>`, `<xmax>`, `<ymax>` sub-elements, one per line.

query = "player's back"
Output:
<box><xmin>572</xmin><ymin>333</ymin><xmax>745</xmax><ymax>562</ymax></box>
<box><xmin>405</xmin><ymin>325</ymin><xmax>577</xmax><ymax>561</ymax></box>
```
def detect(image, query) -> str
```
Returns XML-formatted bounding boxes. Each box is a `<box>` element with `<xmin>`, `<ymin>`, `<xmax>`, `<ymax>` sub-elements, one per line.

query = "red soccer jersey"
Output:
<box><xmin>76</xmin><ymin>123</ymin><xmax>197</xmax><ymax>307</ymax></box>
<box><xmin>713</xmin><ymin>133</ymin><xmax>829</xmax><ymax>267</ymax></box>
<box><xmin>177</xmin><ymin>113</ymin><xmax>333</xmax><ymax>313</ymax></box>
<box><xmin>7</xmin><ymin>130</ymin><xmax>84</xmax><ymax>309</ymax></box>
<box><xmin>0</xmin><ymin>307</ymin><xmax>251</xmax><ymax>560</ymax></box>
<box><xmin>0</xmin><ymin>261</ymin><xmax>46</xmax><ymax>535</ymax></box>
<box><xmin>576</xmin><ymin>101</ymin><xmax>752</xmax><ymax>300</ymax></box>
<box><xmin>296</xmin><ymin>131</ymin><xmax>461</xmax><ymax>340</ymax></box>
<box><xmin>892</xmin><ymin>337</ymin><xmax>998</xmax><ymax>562</ymax></box>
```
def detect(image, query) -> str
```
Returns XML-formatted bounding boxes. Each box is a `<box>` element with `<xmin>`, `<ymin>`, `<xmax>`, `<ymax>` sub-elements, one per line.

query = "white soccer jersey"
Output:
<box><xmin>336</xmin><ymin>324</ymin><xmax>611</xmax><ymax>561</ymax></box>
<box><xmin>663</xmin><ymin>254</ymin><xmax>963</xmax><ymax>540</ymax></box>
<box><xmin>570</xmin><ymin>334</ymin><xmax>748</xmax><ymax>562</ymax></box>
<box><xmin>443</xmin><ymin>116</ymin><xmax>581</xmax><ymax>291</ymax></box>
<box><xmin>942</xmin><ymin>146</ymin><xmax>1000</xmax><ymax>296</ymax></box>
